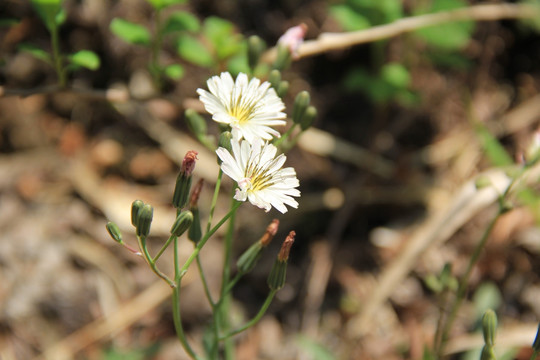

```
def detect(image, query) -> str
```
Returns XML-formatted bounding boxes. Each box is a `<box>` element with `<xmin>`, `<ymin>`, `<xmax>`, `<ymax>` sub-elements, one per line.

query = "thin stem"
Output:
<box><xmin>50</xmin><ymin>24</ymin><xmax>66</xmax><ymax>87</ymax></box>
<box><xmin>220</xmin><ymin>290</ymin><xmax>278</xmax><ymax>340</ymax></box>
<box><xmin>153</xmin><ymin>234</ymin><xmax>175</xmax><ymax>262</ymax></box>
<box><xmin>137</xmin><ymin>235</ymin><xmax>175</xmax><ymax>287</ymax></box>
<box><xmin>206</xmin><ymin>169</ymin><xmax>223</xmax><ymax>233</ymax></box>
<box><xmin>196</xmin><ymin>255</ymin><xmax>216</xmax><ymax>307</ymax></box>
<box><xmin>273</xmin><ymin>124</ymin><xmax>297</xmax><ymax>147</ymax></box>
<box><xmin>172</xmin><ymin>236</ymin><xmax>200</xmax><ymax>359</ymax></box>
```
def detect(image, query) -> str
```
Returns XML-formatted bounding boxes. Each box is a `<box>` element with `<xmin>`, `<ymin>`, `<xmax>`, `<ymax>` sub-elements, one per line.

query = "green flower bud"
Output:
<box><xmin>106</xmin><ymin>221</ymin><xmax>123</xmax><ymax>244</ymax></box>
<box><xmin>300</xmin><ymin>105</ymin><xmax>317</xmax><ymax>131</ymax></box>
<box><xmin>480</xmin><ymin>345</ymin><xmax>496</xmax><ymax>360</ymax></box>
<box><xmin>171</xmin><ymin>210</ymin><xmax>193</xmax><ymax>237</ymax></box>
<box><xmin>292</xmin><ymin>91</ymin><xmax>310</xmax><ymax>125</ymax></box>
<box><xmin>136</xmin><ymin>204</ymin><xmax>154</xmax><ymax>237</ymax></box>
<box><xmin>273</xmin><ymin>44</ymin><xmax>291</xmax><ymax>71</ymax></box>
<box><xmin>482</xmin><ymin>309</ymin><xmax>497</xmax><ymax>347</ymax></box>
<box><xmin>188</xmin><ymin>207</ymin><xmax>202</xmax><ymax>243</ymax></box>
<box><xmin>237</xmin><ymin>241</ymin><xmax>263</xmax><ymax>274</ymax></box>
<box><xmin>131</xmin><ymin>200</ymin><xmax>144</xmax><ymax>227</ymax></box>
<box><xmin>276</xmin><ymin>80</ymin><xmax>289</xmax><ymax>98</ymax></box>
<box><xmin>268</xmin><ymin>69</ymin><xmax>281</xmax><ymax>90</ymax></box>
<box><xmin>185</xmin><ymin>109</ymin><xmax>207</xmax><ymax>139</ymax></box>
<box><xmin>247</xmin><ymin>35</ymin><xmax>266</xmax><ymax>70</ymax></box>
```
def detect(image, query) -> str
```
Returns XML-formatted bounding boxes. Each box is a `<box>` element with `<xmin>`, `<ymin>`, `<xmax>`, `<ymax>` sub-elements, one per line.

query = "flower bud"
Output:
<box><xmin>292</xmin><ymin>91</ymin><xmax>310</xmax><ymax>125</ymax></box>
<box><xmin>268</xmin><ymin>69</ymin><xmax>281</xmax><ymax>90</ymax></box>
<box><xmin>480</xmin><ymin>345</ymin><xmax>496</xmax><ymax>360</ymax></box>
<box><xmin>272</xmin><ymin>44</ymin><xmax>291</xmax><ymax>71</ymax></box>
<box><xmin>300</xmin><ymin>105</ymin><xmax>317</xmax><ymax>131</ymax></box>
<box><xmin>185</xmin><ymin>109</ymin><xmax>207</xmax><ymax>139</ymax></box>
<box><xmin>188</xmin><ymin>207</ymin><xmax>202</xmax><ymax>243</ymax></box>
<box><xmin>276</xmin><ymin>80</ymin><xmax>289</xmax><ymax>98</ymax></box>
<box><xmin>267</xmin><ymin>231</ymin><xmax>295</xmax><ymax>290</ymax></box>
<box><xmin>247</xmin><ymin>35</ymin><xmax>266</xmax><ymax>70</ymax></box>
<box><xmin>482</xmin><ymin>309</ymin><xmax>497</xmax><ymax>347</ymax></box>
<box><xmin>106</xmin><ymin>221</ymin><xmax>123</xmax><ymax>244</ymax></box>
<box><xmin>136</xmin><ymin>203</ymin><xmax>154</xmax><ymax>237</ymax></box>
<box><xmin>173</xmin><ymin>151</ymin><xmax>198</xmax><ymax>208</ymax></box>
<box><xmin>131</xmin><ymin>200</ymin><xmax>144</xmax><ymax>227</ymax></box>
<box><xmin>171</xmin><ymin>210</ymin><xmax>193</xmax><ymax>237</ymax></box>
<box><xmin>260</xmin><ymin>219</ymin><xmax>279</xmax><ymax>247</ymax></box>
<box><xmin>237</xmin><ymin>241</ymin><xmax>263</xmax><ymax>274</ymax></box>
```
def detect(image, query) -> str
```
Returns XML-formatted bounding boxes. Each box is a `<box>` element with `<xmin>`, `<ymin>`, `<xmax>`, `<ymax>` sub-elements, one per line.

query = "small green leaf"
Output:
<box><xmin>145</xmin><ymin>0</ymin><xmax>186</xmax><ymax>10</ymax></box>
<box><xmin>110</xmin><ymin>18</ymin><xmax>151</xmax><ymax>46</ymax></box>
<box><xmin>163</xmin><ymin>11</ymin><xmax>200</xmax><ymax>34</ymax></box>
<box><xmin>18</xmin><ymin>43</ymin><xmax>52</xmax><ymax>64</ymax></box>
<box><xmin>381</xmin><ymin>63</ymin><xmax>410</xmax><ymax>88</ymax></box>
<box><xmin>330</xmin><ymin>5</ymin><xmax>371</xmax><ymax>31</ymax></box>
<box><xmin>226</xmin><ymin>53</ymin><xmax>250</xmax><ymax>76</ymax></box>
<box><xmin>69</xmin><ymin>50</ymin><xmax>100</xmax><ymax>70</ymax></box>
<box><xmin>475</xmin><ymin>122</ymin><xmax>514</xmax><ymax>167</ymax></box>
<box><xmin>164</xmin><ymin>63</ymin><xmax>184</xmax><ymax>80</ymax></box>
<box><xmin>31</xmin><ymin>0</ymin><xmax>63</xmax><ymax>31</ymax></box>
<box><xmin>203</xmin><ymin>17</ymin><xmax>243</xmax><ymax>60</ymax></box>
<box><xmin>176</xmin><ymin>34</ymin><xmax>214</xmax><ymax>67</ymax></box>
<box><xmin>0</xmin><ymin>18</ymin><xmax>20</xmax><ymax>27</ymax></box>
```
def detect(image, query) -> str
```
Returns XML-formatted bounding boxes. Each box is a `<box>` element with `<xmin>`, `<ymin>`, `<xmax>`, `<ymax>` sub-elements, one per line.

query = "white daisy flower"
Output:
<box><xmin>216</xmin><ymin>139</ymin><xmax>300</xmax><ymax>214</ymax></box>
<box><xmin>197</xmin><ymin>72</ymin><xmax>287</xmax><ymax>144</ymax></box>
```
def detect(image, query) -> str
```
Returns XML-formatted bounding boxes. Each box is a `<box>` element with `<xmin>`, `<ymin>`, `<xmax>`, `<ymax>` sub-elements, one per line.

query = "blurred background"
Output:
<box><xmin>1</xmin><ymin>0</ymin><xmax>540</xmax><ymax>359</ymax></box>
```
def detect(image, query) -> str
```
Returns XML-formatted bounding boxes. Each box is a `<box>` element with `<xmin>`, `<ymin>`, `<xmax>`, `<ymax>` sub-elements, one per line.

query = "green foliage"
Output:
<box><xmin>176</xmin><ymin>33</ymin><xmax>214</xmax><ymax>67</ymax></box>
<box><xmin>69</xmin><ymin>50</ymin><xmax>100</xmax><ymax>70</ymax></box>
<box><xmin>110</xmin><ymin>18</ymin><xmax>151</xmax><ymax>46</ymax></box>
<box><xmin>474</xmin><ymin>122</ymin><xmax>514</xmax><ymax>167</ymax></box>
<box><xmin>329</xmin><ymin>5</ymin><xmax>370</xmax><ymax>31</ymax></box>
<box><xmin>163</xmin><ymin>11</ymin><xmax>200</xmax><ymax>34</ymax></box>
<box><xmin>413</xmin><ymin>0</ymin><xmax>475</xmax><ymax>50</ymax></box>
<box><xmin>146</xmin><ymin>0</ymin><xmax>187</xmax><ymax>10</ymax></box>
<box><xmin>18</xmin><ymin>43</ymin><xmax>52</xmax><ymax>64</ymax></box>
<box><xmin>30</xmin><ymin>0</ymin><xmax>65</xmax><ymax>31</ymax></box>
<box><xmin>164</xmin><ymin>63</ymin><xmax>184</xmax><ymax>80</ymax></box>
<box><xmin>203</xmin><ymin>17</ymin><xmax>243</xmax><ymax>61</ymax></box>
<box><xmin>330</xmin><ymin>0</ymin><xmax>403</xmax><ymax>31</ymax></box>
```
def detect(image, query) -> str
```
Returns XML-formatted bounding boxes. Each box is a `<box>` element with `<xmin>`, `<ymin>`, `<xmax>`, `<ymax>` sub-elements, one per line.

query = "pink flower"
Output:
<box><xmin>278</xmin><ymin>23</ymin><xmax>307</xmax><ymax>59</ymax></box>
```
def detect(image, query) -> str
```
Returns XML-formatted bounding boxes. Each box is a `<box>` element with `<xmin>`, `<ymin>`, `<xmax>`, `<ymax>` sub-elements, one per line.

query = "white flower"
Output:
<box><xmin>197</xmin><ymin>72</ymin><xmax>286</xmax><ymax>144</ymax></box>
<box><xmin>216</xmin><ymin>139</ymin><xmax>300</xmax><ymax>213</ymax></box>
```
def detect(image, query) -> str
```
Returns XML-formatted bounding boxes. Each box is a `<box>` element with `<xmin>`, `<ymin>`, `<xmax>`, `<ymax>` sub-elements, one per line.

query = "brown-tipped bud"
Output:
<box><xmin>173</xmin><ymin>151</ymin><xmax>198</xmax><ymax>208</ymax></box>
<box><xmin>247</xmin><ymin>35</ymin><xmax>266</xmax><ymax>70</ymax></box>
<box><xmin>171</xmin><ymin>210</ymin><xmax>193</xmax><ymax>237</ymax></box>
<box><xmin>237</xmin><ymin>241</ymin><xmax>263</xmax><ymax>274</ymax></box>
<box><xmin>260</xmin><ymin>219</ymin><xmax>279</xmax><ymax>247</ymax></box>
<box><xmin>189</xmin><ymin>179</ymin><xmax>204</xmax><ymax>208</ymax></box>
<box><xmin>106</xmin><ymin>221</ymin><xmax>123</xmax><ymax>244</ymax></box>
<box><xmin>292</xmin><ymin>91</ymin><xmax>310</xmax><ymax>125</ymax></box>
<box><xmin>300</xmin><ymin>105</ymin><xmax>317</xmax><ymax>131</ymax></box>
<box><xmin>131</xmin><ymin>200</ymin><xmax>144</xmax><ymax>227</ymax></box>
<box><xmin>136</xmin><ymin>204</ymin><xmax>154</xmax><ymax>237</ymax></box>
<box><xmin>185</xmin><ymin>109</ymin><xmax>207</xmax><ymax>139</ymax></box>
<box><xmin>188</xmin><ymin>207</ymin><xmax>202</xmax><ymax>243</ymax></box>
<box><xmin>278</xmin><ymin>231</ymin><xmax>295</xmax><ymax>262</ymax></box>
<box><xmin>268</xmin><ymin>231</ymin><xmax>295</xmax><ymax>291</ymax></box>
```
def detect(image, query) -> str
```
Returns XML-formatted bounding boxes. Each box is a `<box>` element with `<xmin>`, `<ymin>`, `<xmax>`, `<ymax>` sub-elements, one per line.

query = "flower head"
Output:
<box><xmin>197</xmin><ymin>72</ymin><xmax>286</xmax><ymax>144</ymax></box>
<box><xmin>216</xmin><ymin>139</ymin><xmax>300</xmax><ymax>213</ymax></box>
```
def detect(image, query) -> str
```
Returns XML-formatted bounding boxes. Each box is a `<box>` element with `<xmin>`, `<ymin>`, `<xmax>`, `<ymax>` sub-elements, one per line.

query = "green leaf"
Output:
<box><xmin>164</xmin><ymin>63</ymin><xmax>184</xmax><ymax>80</ymax></box>
<box><xmin>145</xmin><ymin>0</ymin><xmax>186</xmax><ymax>10</ymax></box>
<box><xmin>18</xmin><ymin>43</ymin><xmax>52</xmax><ymax>64</ymax></box>
<box><xmin>226</xmin><ymin>53</ymin><xmax>250</xmax><ymax>76</ymax></box>
<box><xmin>30</xmin><ymin>0</ymin><xmax>63</xmax><ymax>31</ymax></box>
<box><xmin>474</xmin><ymin>122</ymin><xmax>514</xmax><ymax>167</ymax></box>
<box><xmin>0</xmin><ymin>18</ymin><xmax>20</xmax><ymax>27</ymax></box>
<box><xmin>381</xmin><ymin>63</ymin><xmax>410</xmax><ymax>88</ymax></box>
<box><xmin>413</xmin><ymin>0</ymin><xmax>475</xmax><ymax>50</ymax></box>
<box><xmin>110</xmin><ymin>18</ymin><xmax>151</xmax><ymax>46</ymax></box>
<box><xmin>203</xmin><ymin>17</ymin><xmax>243</xmax><ymax>60</ymax></box>
<box><xmin>163</xmin><ymin>11</ymin><xmax>200</xmax><ymax>34</ymax></box>
<box><xmin>296</xmin><ymin>335</ymin><xmax>336</xmax><ymax>360</ymax></box>
<box><xmin>330</xmin><ymin>5</ymin><xmax>370</xmax><ymax>31</ymax></box>
<box><xmin>176</xmin><ymin>33</ymin><xmax>214</xmax><ymax>67</ymax></box>
<box><xmin>69</xmin><ymin>50</ymin><xmax>100</xmax><ymax>70</ymax></box>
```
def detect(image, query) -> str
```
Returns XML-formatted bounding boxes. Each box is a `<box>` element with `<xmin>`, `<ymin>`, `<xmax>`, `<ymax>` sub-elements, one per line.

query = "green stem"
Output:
<box><xmin>137</xmin><ymin>235</ymin><xmax>175</xmax><ymax>287</ymax></box>
<box><xmin>220</xmin><ymin>290</ymin><xmax>277</xmax><ymax>340</ymax></box>
<box><xmin>172</xmin><ymin>236</ymin><xmax>200</xmax><ymax>359</ymax></box>
<box><xmin>50</xmin><ymin>24</ymin><xmax>66</xmax><ymax>87</ymax></box>
<box><xmin>206</xmin><ymin>170</ymin><xmax>223</xmax><ymax>233</ymax></box>
<box><xmin>153</xmin><ymin>234</ymin><xmax>175</xmax><ymax>262</ymax></box>
<box><xmin>196</xmin><ymin>254</ymin><xmax>216</xmax><ymax>307</ymax></box>
<box><xmin>273</xmin><ymin>124</ymin><xmax>297</xmax><ymax>147</ymax></box>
